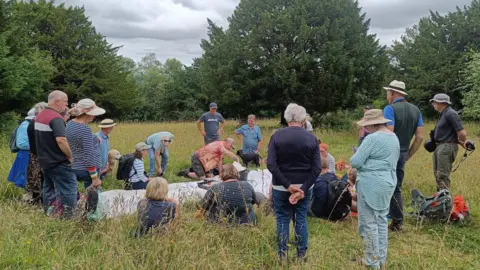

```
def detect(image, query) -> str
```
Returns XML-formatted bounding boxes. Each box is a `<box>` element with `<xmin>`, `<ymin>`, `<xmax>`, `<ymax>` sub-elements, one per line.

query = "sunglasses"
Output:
<box><xmin>162</xmin><ymin>140</ymin><xmax>172</xmax><ymax>143</ymax></box>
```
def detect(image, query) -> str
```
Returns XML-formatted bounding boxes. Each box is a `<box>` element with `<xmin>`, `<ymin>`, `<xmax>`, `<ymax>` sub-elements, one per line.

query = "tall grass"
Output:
<box><xmin>0</xmin><ymin>120</ymin><xmax>479</xmax><ymax>269</ymax></box>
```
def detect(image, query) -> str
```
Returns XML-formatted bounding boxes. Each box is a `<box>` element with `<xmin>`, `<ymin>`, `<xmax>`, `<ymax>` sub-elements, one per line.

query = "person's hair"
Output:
<box><xmin>248</xmin><ymin>114</ymin><xmax>255</xmax><ymax>119</ymax></box>
<box><xmin>146</xmin><ymin>177</ymin><xmax>169</xmax><ymax>201</ymax></box>
<box><xmin>34</xmin><ymin>102</ymin><xmax>48</xmax><ymax>116</ymax></box>
<box><xmin>284</xmin><ymin>103</ymin><xmax>307</xmax><ymax>123</ymax></box>
<box><xmin>348</xmin><ymin>168</ymin><xmax>357</xmax><ymax>184</ymax></box>
<box><xmin>321</xmin><ymin>158</ymin><xmax>328</xmax><ymax>169</ymax></box>
<box><xmin>134</xmin><ymin>149</ymin><xmax>143</xmax><ymax>159</ymax></box>
<box><xmin>220</xmin><ymin>164</ymin><xmax>240</xmax><ymax>181</ymax></box>
<box><xmin>317</xmin><ymin>137</ymin><xmax>322</xmax><ymax>145</ymax></box>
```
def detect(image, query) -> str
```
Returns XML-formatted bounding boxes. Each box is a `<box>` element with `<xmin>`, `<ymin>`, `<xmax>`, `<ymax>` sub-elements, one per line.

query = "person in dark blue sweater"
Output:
<box><xmin>308</xmin><ymin>158</ymin><xmax>338</xmax><ymax>218</ymax></box>
<box><xmin>267</xmin><ymin>103</ymin><xmax>321</xmax><ymax>260</ymax></box>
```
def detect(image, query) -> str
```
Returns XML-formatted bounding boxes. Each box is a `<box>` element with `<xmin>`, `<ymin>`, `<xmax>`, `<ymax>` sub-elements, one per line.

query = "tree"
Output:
<box><xmin>390</xmin><ymin>0</ymin><xmax>480</xmax><ymax>117</ymax></box>
<box><xmin>197</xmin><ymin>0</ymin><xmax>388</xmax><ymax>123</ymax></box>
<box><xmin>462</xmin><ymin>52</ymin><xmax>480</xmax><ymax>120</ymax></box>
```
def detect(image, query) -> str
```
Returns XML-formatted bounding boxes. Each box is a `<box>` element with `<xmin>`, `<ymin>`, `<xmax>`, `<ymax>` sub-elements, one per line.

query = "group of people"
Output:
<box><xmin>7</xmin><ymin>81</ymin><xmax>472</xmax><ymax>268</ymax></box>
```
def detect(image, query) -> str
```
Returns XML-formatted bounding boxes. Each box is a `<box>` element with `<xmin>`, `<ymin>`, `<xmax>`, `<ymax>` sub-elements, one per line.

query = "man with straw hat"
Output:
<box><xmin>383</xmin><ymin>80</ymin><xmax>424</xmax><ymax>232</ymax></box>
<box><xmin>96</xmin><ymin>119</ymin><xmax>117</xmax><ymax>179</ymax></box>
<box><xmin>351</xmin><ymin>109</ymin><xmax>400</xmax><ymax>269</ymax></box>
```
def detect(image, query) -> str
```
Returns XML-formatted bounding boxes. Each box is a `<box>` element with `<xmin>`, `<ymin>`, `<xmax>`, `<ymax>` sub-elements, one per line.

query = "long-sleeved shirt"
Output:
<box><xmin>96</xmin><ymin>131</ymin><xmax>110</xmax><ymax>169</ymax></box>
<box><xmin>27</xmin><ymin>120</ymin><xmax>36</xmax><ymax>154</ymax></box>
<box><xmin>350</xmin><ymin>131</ymin><xmax>400</xmax><ymax>210</ymax></box>
<box><xmin>16</xmin><ymin>120</ymin><xmax>30</xmax><ymax>151</ymax></box>
<box><xmin>66</xmin><ymin>121</ymin><xmax>101</xmax><ymax>171</ymax></box>
<box><xmin>267</xmin><ymin>126</ymin><xmax>321</xmax><ymax>193</ymax></box>
<box><xmin>130</xmin><ymin>158</ymin><xmax>149</xmax><ymax>183</ymax></box>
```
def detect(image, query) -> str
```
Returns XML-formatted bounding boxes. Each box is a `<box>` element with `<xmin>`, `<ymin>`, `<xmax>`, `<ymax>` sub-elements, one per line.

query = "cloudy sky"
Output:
<box><xmin>61</xmin><ymin>0</ymin><xmax>472</xmax><ymax>65</ymax></box>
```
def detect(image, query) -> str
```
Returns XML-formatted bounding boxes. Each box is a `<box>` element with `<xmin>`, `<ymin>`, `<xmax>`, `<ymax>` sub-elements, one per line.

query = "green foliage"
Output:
<box><xmin>198</xmin><ymin>0</ymin><xmax>388</xmax><ymax>119</ymax></box>
<box><xmin>390</xmin><ymin>0</ymin><xmax>480</xmax><ymax>117</ymax></box>
<box><xmin>462</xmin><ymin>52</ymin><xmax>480</xmax><ymax>120</ymax></box>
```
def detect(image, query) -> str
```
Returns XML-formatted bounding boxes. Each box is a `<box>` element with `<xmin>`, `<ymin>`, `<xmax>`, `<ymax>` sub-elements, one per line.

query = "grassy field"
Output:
<box><xmin>0</xmin><ymin>120</ymin><xmax>479</xmax><ymax>269</ymax></box>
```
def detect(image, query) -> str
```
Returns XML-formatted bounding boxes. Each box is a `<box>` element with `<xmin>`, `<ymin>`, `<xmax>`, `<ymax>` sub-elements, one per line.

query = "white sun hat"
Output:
<box><xmin>383</xmin><ymin>80</ymin><xmax>408</xmax><ymax>96</ymax></box>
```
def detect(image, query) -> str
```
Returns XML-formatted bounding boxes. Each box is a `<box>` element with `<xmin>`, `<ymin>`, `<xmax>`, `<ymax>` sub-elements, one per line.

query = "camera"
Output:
<box><xmin>466</xmin><ymin>141</ymin><xmax>475</xmax><ymax>151</ymax></box>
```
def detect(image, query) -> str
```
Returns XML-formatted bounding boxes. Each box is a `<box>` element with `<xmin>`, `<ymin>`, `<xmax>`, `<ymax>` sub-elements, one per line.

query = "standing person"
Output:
<box><xmin>383</xmin><ymin>80</ymin><xmax>424</xmax><ymax>232</ymax></box>
<box><xmin>267</xmin><ymin>103</ymin><xmax>321</xmax><ymax>260</ymax></box>
<box><xmin>430</xmin><ymin>94</ymin><xmax>472</xmax><ymax>191</ymax></box>
<box><xmin>359</xmin><ymin>105</ymin><xmax>372</xmax><ymax>145</ymax></box>
<box><xmin>184</xmin><ymin>138</ymin><xmax>240</xmax><ymax>180</ymax></box>
<box><xmin>35</xmin><ymin>90</ymin><xmax>76</xmax><ymax>219</ymax></box>
<box><xmin>235</xmin><ymin>114</ymin><xmax>262</xmax><ymax>154</ymax></box>
<box><xmin>96</xmin><ymin>119</ymin><xmax>117</xmax><ymax>179</ymax></box>
<box><xmin>66</xmin><ymin>99</ymin><xmax>105</xmax><ymax>190</ymax></box>
<box><xmin>8</xmin><ymin>109</ymin><xmax>35</xmax><ymax>188</ymax></box>
<box><xmin>197</xmin><ymin>102</ymin><xmax>225</xmax><ymax>145</ymax></box>
<box><xmin>319</xmin><ymin>143</ymin><xmax>336</xmax><ymax>173</ymax></box>
<box><xmin>145</xmin><ymin>131</ymin><xmax>174</xmax><ymax>177</ymax></box>
<box><xmin>26</xmin><ymin>102</ymin><xmax>48</xmax><ymax>204</ymax></box>
<box><xmin>350</xmin><ymin>109</ymin><xmax>400</xmax><ymax>269</ymax></box>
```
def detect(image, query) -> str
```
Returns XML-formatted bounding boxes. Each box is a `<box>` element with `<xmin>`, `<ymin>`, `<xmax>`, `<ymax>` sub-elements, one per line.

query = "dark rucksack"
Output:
<box><xmin>116</xmin><ymin>153</ymin><xmax>137</xmax><ymax>181</ymax></box>
<box><xmin>9</xmin><ymin>124</ymin><xmax>21</xmax><ymax>153</ymax></box>
<box><xmin>411</xmin><ymin>189</ymin><xmax>453</xmax><ymax>221</ymax></box>
<box><xmin>326</xmin><ymin>180</ymin><xmax>352</xmax><ymax>221</ymax></box>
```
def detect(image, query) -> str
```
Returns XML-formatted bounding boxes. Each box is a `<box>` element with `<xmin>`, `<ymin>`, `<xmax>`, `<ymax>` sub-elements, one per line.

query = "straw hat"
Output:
<box><xmin>356</xmin><ymin>109</ymin><xmax>392</xmax><ymax>126</ymax></box>
<box><xmin>98</xmin><ymin>119</ymin><xmax>116</xmax><ymax>128</ymax></box>
<box><xmin>70</xmin><ymin>99</ymin><xmax>105</xmax><ymax>117</ymax></box>
<box><xmin>383</xmin><ymin>80</ymin><xmax>408</xmax><ymax>96</ymax></box>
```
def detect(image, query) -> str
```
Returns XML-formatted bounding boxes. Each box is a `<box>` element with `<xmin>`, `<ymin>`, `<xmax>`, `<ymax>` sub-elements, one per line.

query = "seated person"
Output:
<box><xmin>320</xmin><ymin>143</ymin><xmax>336</xmax><ymax>173</ymax></box>
<box><xmin>181</xmin><ymin>138</ymin><xmax>240</xmax><ymax>180</ymax></box>
<box><xmin>136</xmin><ymin>177</ymin><xmax>180</xmax><ymax>236</ymax></box>
<box><xmin>199</xmin><ymin>164</ymin><xmax>257</xmax><ymax>225</ymax></box>
<box><xmin>129</xmin><ymin>142</ymin><xmax>152</xmax><ymax>190</ymax></box>
<box><xmin>347</xmin><ymin>168</ymin><xmax>358</xmax><ymax>213</ymax></box>
<box><xmin>308</xmin><ymin>158</ymin><xmax>338</xmax><ymax>218</ymax></box>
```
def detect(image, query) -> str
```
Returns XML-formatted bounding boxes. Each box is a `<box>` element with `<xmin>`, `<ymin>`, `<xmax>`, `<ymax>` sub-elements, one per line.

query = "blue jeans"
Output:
<box><xmin>389</xmin><ymin>151</ymin><xmax>408</xmax><ymax>224</ymax></box>
<box><xmin>272</xmin><ymin>189</ymin><xmax>311</xmax><ymax>258</ymax></box>
<box><xmin>147</xmin><ymin>147</ymin><xmax>169</xmax><ymax>177</ymax></box>
<box><xmin>132</xmin><ymin>181</ymin><xmax>148</xmax><ymax>190</ymax></box>
<box><xmin>358</xmin><ymin>192</ymin><xmax>389</xmax><ymax>269</ymax></box>
<box><xmin>42</xmin><ymin>163</ymin><xmax>77</xmax><ymax>219</ymax></box>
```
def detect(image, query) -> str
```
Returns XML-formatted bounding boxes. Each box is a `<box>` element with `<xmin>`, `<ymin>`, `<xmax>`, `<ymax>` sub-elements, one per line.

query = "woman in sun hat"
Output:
<box><xmin>96</xmin><ymin>119</ymin><xmax>117</xmax><ymax>179</ymax></box>
<box><xmin>66</xmin><ymin>98</ymin><xmax>106</xmax><ymax>190</ymax></box>
<box><xmin>8</xmin><ymin>108</ymin><xmax>37</xmax><ymax>188</ymax></box>
<box><xmin>350</xmin><ymin>109</ymin><xmax>400</xmax><ymax>269</ymax></box>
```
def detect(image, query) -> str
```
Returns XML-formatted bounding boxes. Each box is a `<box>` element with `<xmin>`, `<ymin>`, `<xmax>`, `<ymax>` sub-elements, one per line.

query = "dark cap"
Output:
<box><xmin>209</xmin><ymin>102</ymin><xmax>218</xmax><ymax>108</ymax></box>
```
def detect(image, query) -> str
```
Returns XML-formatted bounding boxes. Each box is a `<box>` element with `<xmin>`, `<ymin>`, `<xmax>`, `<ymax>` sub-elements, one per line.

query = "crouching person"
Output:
<box><xmin>136</xmin><ymin>177</ymin><xmax>180</xmax><ymax>236</ymax></box>
<box><xmin>199</xmin><ymin>164</ymin><xmax>257</xmax><ymax>225</ymax></box>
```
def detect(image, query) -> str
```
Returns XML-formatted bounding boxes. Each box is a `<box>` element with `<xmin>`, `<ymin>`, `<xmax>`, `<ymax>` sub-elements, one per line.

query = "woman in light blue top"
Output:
<box><xmin>8</xmin><ymin>108</ymin><xmax>35</xmax><ymax>188</ymax></box>
<box><xmin>350</xmin><ymin>109</ymin><xmax>400</xmax><ymax>269</ymax></box>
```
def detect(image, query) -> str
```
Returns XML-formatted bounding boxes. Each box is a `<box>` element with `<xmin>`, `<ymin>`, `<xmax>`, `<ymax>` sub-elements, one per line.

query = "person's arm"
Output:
<box><xmin>257</xmin><ymin>127</ymin><xmax>263</xmax><ymax>153</ymax></box>
<box><xmin>408</xmin><ymin>127</ymin><xmax>424</xmax><ymax>160</ymax></box>
<box><xmin>134</xmin><ymin>159</ymin><xmax>149</xmax><ymax>182</ymax></box>
<box><xmin>383</xmin><ymin>106</ymin><xmax>395</xmax><ymax>132</ymax></box>
<box><xmin>155</xmin><ymin>151</ymin><xmax>162</xmax><ymax>174</ymax></box>
<box><xmin>56</xmin><ymin>137</ymin><xmax>72</xmax><ymax>160</ymax></box>
<box><xmin>218</xmin><ymin>115</ymin><xmax>226</xmax><ymax>135</ymax></box>
<box><xmin>51</xmin><ymin>118</ymin><xmax>72</xmax><ymax>160</ymax></box>
<box><xmin>266</xmin><ymin>137</ymin><xmax>302</xmax><ymax>194</ymax></box>
<box><xmin>235</xmin><ymin>127</ymin><xmax>243</xmax><ymax>140</ymax></box>
<box><xmin>301</xmin><ymin>142</ymin><xmax>321</xmax><ymax>194</ymax></box>
<box><xmin>447</xmin><ymin>111</ymin><xmax>467</xmax><ymax>146</ymax></box>
<box><xmin>197</xmin><ymin>115</ymin><xmax>206</xmax><ymax>136</ymax></box>
<box><xmin>220</xmin><ymin>147</ymin><xmax>240</xmax><ymax>162</ymax></box>
<box><xmin>350</xmin><ymin>135</ymin><xmax>375</xmax><ymax>169</ymax></box>
<box><xmin>217</xmin><ymin>158</ymin><xmax>223</xmax><ymax>175</ymax></box>
<box><xmin>81</xmin><ymin>129</ymin><xmax>101</xmax><ymax>187</ymax></box>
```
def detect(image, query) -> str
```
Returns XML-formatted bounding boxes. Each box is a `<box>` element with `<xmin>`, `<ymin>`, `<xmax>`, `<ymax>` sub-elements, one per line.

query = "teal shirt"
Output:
<box><xmin>350</xmin><ymin>131</ymin><xmax>400</xmax><ymax>211</ymax></box>
<box><xmin>146</xmin><ymin>132</ymin><xmax>174</xmax><ymax>152</ymax></box>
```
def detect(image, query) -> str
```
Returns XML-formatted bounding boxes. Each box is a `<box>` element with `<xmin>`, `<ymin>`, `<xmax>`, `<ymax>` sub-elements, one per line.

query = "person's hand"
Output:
<box><xmin>92</xmin><ymin>178</ymin><xmax>102</xmax><ymax>188</ymax></box>
<box><xmin>200</xmin><ymin>130</ymin><xmax>206</xmax><ymax>137</ymax></box>
<box><xmin>287</xmin><ymin>185</ymin><xmax>304</xmax><ymax>195</ymax></box>
<box><xmin>157</xmin><ymin>168</ymin><xmax>163</xmax><ymax>175</ymax></box>
<box><xmin>289</xmin><ymin>192</ymin><xmax>304</xmax><ymax>205</ymax></box>
<box><xmin>254</xmin><ymin>149</ymin><xmax>259</xmax><ymax>154</ymax></box>
<box><xmin>217</xmin><ymin>129</ymin><xmax>223</xmax><ymax>135</ymax></box>
<box><xmin>68</xmin><ymin>156</ymin><xmax>73</xmax><ymax>163</ymax></box>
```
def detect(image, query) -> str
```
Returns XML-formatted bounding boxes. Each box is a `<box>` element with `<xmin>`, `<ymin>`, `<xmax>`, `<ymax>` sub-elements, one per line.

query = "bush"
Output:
<box><xmin>313</xmin><ymin>109</ymin><xmax>363</xmax><ymax>132</ymax></box>
<box><xmin>0</xmin><ymin>112</ymin><xmax>21</xmax><ymax>135</ymax></box>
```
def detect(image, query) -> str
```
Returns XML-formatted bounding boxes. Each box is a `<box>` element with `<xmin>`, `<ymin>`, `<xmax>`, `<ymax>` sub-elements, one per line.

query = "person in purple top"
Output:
<box><xmin>267</xmin><ymin>103</ymin><xmax>321</xmax><ymax>260</ymax></box>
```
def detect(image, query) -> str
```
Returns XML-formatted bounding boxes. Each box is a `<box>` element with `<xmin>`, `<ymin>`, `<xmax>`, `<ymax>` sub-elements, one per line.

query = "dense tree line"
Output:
<box><xmin>1</xmin><ymin>0</ymin><xmax>480</xmax><ymax>132</ymax></box>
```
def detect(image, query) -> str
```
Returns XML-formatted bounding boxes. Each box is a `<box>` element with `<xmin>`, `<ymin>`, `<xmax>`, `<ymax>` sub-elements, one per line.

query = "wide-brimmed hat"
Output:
<box><xmin>25</xmin><ymin>108</ymin><xmax>35</xmax><ymax>120</ymax></box>
<box><xmin>383</xmin><ymin>80</ymin><xmax>408</xmax><ymax>96</ymax></box>
<box><xmin>357</xmin><ymin>109</ymin><xmax>392</xmax><ymax>126</ymax></box>
<box><xmin>430</xmin><ymin>93</ymin><xmax>452</xmax><ymax>105</ymax></box>
<box><xmin>135</xmin><ymin>142</ymin><xmax>152</xmax><ymax>151</ymax></box>
<box><xmin>71</xmin><ymin>99</ymin><xmax>105</xmax><ymax>116</ymax></box>
<box><xmin>98</xmin><ymin>118</ymin><xmax>116</xmax><ymax>128</ymax></box>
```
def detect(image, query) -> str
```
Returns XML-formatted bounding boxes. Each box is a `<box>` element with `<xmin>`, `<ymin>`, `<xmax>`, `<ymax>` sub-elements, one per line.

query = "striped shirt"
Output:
<box><xmin>130</xmin><ymin>158</ymin><xmax>148</xmax><ymax>183</ymax></box>
<box><xmin>350</xmin><ymin>131</ymin><xmax>400</xmax><ymax>210</ymax></box>
<box><xmin>66</xmin><ymin>121</ymin><xmax>101</xmax><ymax>171</ymax></box>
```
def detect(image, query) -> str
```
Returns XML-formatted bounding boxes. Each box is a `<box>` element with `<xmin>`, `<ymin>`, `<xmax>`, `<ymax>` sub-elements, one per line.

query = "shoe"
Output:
<box><xmin>176</xmin><ymin>169</ymin><xmax>187</xmax><ymax>177</ymax></box>
<box><xmin>389</xmin><ymin>222</ymin><xmax>403</xmax><ymax>232</ymax></box>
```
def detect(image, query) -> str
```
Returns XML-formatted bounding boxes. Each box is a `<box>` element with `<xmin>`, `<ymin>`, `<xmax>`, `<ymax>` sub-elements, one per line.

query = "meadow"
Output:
<box><xmin>0</xmin><ymin>120</ymin><xmax>479</xmax><ymax>269</ymax></box>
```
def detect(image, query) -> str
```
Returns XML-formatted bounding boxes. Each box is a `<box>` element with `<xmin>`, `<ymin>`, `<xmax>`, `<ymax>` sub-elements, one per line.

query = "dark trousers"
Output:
<box><xmin>389</xmin><ymin>151</ymin><xmax>408</xmax><ymax>225</ymax></box>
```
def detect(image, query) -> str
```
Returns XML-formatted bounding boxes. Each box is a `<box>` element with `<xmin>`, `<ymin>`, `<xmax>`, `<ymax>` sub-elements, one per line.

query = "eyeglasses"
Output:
<box><xmin>162</xmin><ymin>140</ymin><xmax>172</xmax><ymax>143</ymax></box>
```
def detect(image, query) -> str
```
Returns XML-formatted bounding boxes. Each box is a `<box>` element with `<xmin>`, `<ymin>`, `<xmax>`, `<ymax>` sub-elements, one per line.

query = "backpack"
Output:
<box><xmin>9</xmin><ymin>124</ymin><xmax>21</xmax><ymax>153</ymax></box>
<box><xmin>326</xmin><ymin>180</ymin><xmax>352</xmax><ymax>221</ymax></box>
<box><xmin>411</xmin><ymin>189</ymin><xmax>453</xmax><ymax>221</ymax></box>
<box><xmin>116</xmin><ymin>153</ymin><xmax>137</xmax><ymax>181</ymax></box>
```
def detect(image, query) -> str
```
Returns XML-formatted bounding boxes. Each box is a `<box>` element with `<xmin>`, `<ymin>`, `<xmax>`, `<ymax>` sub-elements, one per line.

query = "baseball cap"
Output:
<box><xmin>225</xmin><ymin>137</ymin><xmax>235</xmax><ymax>149</ymax></box>
<box><xmin>209</xmin><ymin>102</ymin><xmax>218</xmax><ymax>108</ymax></box>
<box><xmin>135</xmin><ymin>142</ymin><xmax>152</xmax><ymax>151</ymax></box>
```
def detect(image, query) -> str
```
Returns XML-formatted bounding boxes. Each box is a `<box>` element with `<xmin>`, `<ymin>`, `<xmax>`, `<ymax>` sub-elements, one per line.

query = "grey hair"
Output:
<box><xmin>47</xmin><ymin>90</ymin><xmax>67</xmax><ymax>104</ymax></box>
<box><xmin>248</xmin><ymin>114</ymin><xmax>256</xmax><ymax>119</ymax></box>
<box><xmin>34</xmin><ymin>102</ymin><xmax>48</xmax><ymax>116</ymax></box>
<box><xmin>284</xmin><ymin>103</ymin><xmax>307</xmax><ymax>123</ymax></box>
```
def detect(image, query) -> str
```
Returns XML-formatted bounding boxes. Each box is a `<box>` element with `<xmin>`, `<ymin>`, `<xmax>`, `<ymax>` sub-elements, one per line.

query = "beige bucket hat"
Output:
<box><xmin>357</xmin><ymin>109</ymin><xmax>392</xmax><ymax>126</ymax></box>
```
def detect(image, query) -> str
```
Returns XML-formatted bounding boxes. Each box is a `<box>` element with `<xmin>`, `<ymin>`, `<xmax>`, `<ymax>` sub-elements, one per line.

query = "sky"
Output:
<box><xmin>60</xmin><ymin>0</ymin><xmax>472</xmax><ymax>65</ymax></box>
